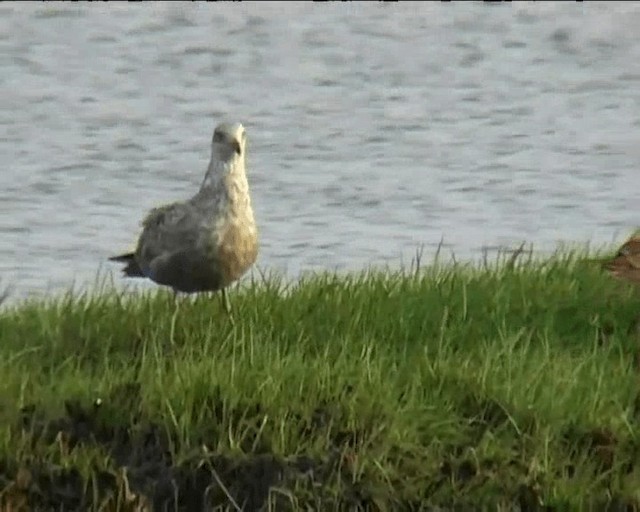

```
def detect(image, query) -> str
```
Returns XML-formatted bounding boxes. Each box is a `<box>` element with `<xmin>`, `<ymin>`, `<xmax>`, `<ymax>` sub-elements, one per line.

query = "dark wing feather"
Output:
<box><xmin>108</xmin><ymin>252</ymin><xmax>145</xmax><ymax>278</ymax></box>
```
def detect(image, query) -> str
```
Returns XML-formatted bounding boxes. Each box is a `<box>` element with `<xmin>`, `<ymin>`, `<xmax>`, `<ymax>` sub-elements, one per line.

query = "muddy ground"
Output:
<box><xmin>0</xmin><ymin>383</ymin><xmax>638</xmax><ymax>511</ymax></box>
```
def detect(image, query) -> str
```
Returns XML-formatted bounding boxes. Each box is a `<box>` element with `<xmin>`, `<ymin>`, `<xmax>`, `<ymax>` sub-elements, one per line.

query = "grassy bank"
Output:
<box><xmin>1</xmin><ymin>247</ymin><xmax>640</xmax><ymax>510</ymax></box>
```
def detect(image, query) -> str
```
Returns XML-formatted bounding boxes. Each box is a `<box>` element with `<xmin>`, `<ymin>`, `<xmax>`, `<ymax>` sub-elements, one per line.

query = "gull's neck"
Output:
<box><xmin>196</xmin><ymin>153</ymin><xmax>252</xmax><ymax>216</ymax></box>
<box><xmin>199</xmin><ymin>157</ymin><xmax>236</xmax><ymax>192</ymax></box>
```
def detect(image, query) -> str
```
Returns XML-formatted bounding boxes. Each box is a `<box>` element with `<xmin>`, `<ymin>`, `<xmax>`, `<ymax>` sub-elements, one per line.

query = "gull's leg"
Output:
<box><xmin>221</xmin><ymin>288</ymin><xmax>231</xmax><ymax>314</ymax></box>
<box><xmin>169</xmin><ymin>289</ymin><xmax>180</xmax><ymax>345</ymax></box>
<box><xmin>221</xmin><ymin>288</ymin><xmax>235</xmax><ymax>325</ymax></box>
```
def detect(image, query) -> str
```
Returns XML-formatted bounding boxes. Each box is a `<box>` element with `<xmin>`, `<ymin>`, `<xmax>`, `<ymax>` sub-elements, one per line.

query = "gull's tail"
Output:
<box><xmin>108</xmin><ymin>253</ymin><xmax>145</xmax><ymax>278</ymax></box>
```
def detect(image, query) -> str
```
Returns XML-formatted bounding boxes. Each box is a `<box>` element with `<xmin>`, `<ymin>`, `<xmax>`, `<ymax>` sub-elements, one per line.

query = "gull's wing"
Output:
<box><xmin>146</xmin><ymin>248</ymin><xmax>224</xmax><ymax>293</ymax></box>
<box><xmin>135</xmin><ymin>201</ymin><xmax>203</xmax><ymax>274</ymax></box>
<box><xmin>135</xmin><ymin>201</ymin><xmax>228</xmax><ymax>292</ymax></box>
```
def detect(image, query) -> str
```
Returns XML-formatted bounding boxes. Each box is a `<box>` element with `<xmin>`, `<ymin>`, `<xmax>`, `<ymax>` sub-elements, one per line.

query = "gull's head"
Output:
<box><xmin>211</xmin><ymin>122</ymin><xmax>246</xmax><ymax>163</ymax></box>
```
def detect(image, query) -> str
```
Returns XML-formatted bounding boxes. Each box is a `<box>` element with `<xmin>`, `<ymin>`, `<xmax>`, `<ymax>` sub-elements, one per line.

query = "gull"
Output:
<box><xmin>601</xmin><ymin>231</ymin><xmax>640</xmax><ymax>338</ymax></box>
<box><xmin>109</xmin><ymin>122</ymin><xmax>258</xmax><ymax>317</ymax></box>
<box><xmin>602</xmin><ymin>232</ymin><xmax>640</xmax><ymax>285</ymax></box>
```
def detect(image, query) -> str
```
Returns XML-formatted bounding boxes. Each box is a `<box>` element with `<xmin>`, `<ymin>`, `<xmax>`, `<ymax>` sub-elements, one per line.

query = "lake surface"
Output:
<box><xmin>2</xmin><ymin>2</ymin><xmax>640</xmax><ymax>302</ymax></box>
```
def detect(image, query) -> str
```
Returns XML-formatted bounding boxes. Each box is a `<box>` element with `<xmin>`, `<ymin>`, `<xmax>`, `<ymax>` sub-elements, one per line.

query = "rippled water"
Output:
<box><xmin>2</xmin><ymin>2</ymin><xmax>640</xmax><ymax>301</ymax></box>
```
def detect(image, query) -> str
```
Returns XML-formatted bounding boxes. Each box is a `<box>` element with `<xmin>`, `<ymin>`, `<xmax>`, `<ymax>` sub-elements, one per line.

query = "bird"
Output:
<box><xmin>109</xmin><ymin>121</ymin><xmax>258</xmax><ymax>317</ymax></box>
<box><xmin>601</xmin><ymin>232</ymin><xmax>640</xmax><ymax>285</ymax></box>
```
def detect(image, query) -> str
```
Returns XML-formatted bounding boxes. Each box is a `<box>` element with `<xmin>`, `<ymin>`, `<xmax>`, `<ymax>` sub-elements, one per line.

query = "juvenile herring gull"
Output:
<box><xmin>109</xmin><ymin>122</ymin><xmax>258</xmax><ymax>315</ymax></box>
<box><xmin>602</xmin><ymin>232</ymin><xmax>640</xmax><ymax>284</ymax></box>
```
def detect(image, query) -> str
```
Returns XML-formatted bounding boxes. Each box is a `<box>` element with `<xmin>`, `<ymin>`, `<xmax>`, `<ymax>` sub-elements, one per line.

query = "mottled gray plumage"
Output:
<box><xmin>109</xmin><ymin>122</ymin><xmax>258</xmax><ymax>310</ymax></box>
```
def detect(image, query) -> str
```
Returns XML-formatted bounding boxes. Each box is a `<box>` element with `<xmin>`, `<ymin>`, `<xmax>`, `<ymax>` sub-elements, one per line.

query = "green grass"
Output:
<box><xmin>2</xmin><ymin>246</ymin><xmax>640</xmax><ymax>510</ymax></box>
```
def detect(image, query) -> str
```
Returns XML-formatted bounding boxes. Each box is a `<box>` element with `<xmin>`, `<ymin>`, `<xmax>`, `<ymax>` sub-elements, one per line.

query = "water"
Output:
<box><xmin>2</xmin><ymin>2</ymin><xmax>640</xmax><ymax>301</ymax></box>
